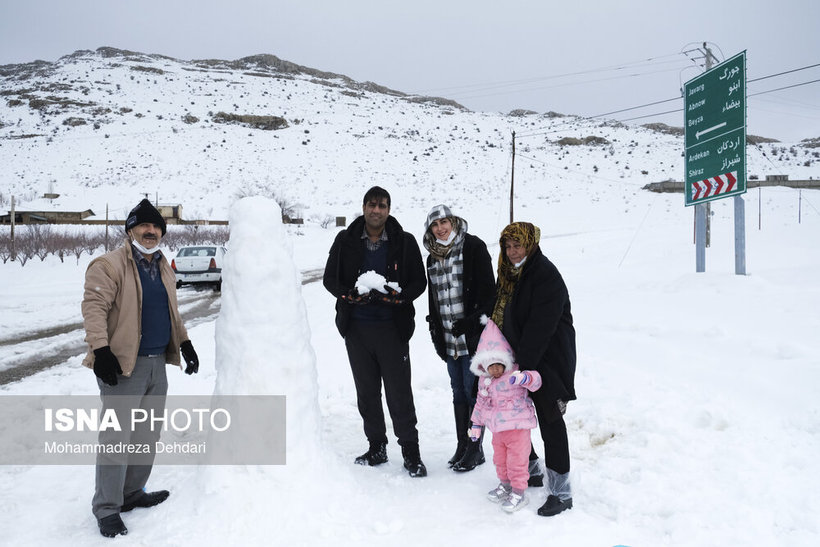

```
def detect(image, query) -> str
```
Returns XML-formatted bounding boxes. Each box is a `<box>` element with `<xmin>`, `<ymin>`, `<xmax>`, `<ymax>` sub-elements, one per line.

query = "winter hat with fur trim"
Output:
<box><xmin>470</xmin><ymin>316</ymin><xmax>515</xmax><ymax>376</ymax></box>
<box><xmin>125</xmin><ymin>198</ymin><xmax>166</xmax><ymax>235</ymax></box>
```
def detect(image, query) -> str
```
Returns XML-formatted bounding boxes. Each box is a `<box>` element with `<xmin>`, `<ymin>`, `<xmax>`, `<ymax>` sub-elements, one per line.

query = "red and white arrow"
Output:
<box><xmin>692</xmin><ymin>171</ymin><xmax>738</xmax><ymax>201</ymax></box>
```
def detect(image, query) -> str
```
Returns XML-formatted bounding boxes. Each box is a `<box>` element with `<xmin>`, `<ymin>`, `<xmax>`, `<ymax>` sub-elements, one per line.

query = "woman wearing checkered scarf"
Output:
<box><xmin>423</xmin><ymin>204</ymin><xmax>496</xmax><ymax>473</ymax></box>
<box><xmin>493</xmin><ymin>221</ymin><xmax>577</xmax><ymax>517</ymax></box>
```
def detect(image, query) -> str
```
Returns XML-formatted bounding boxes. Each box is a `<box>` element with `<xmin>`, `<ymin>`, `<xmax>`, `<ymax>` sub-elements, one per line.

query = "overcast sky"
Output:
<box><xmin>1</xmin><ymin>0</ymin><xmax>818</xmax><ymax>142</ymax></box>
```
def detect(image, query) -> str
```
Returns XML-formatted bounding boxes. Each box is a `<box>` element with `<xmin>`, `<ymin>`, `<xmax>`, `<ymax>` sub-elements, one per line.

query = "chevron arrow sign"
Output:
<box><xmin>691</xmin><ymin>171</ymin><xmax>738</xmax><ymax>202</ymax></box>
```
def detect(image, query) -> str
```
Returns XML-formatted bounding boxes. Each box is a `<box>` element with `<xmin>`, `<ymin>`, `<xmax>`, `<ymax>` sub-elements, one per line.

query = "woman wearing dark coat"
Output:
<box><xmin>423</xmin><ymin>205</ymin><xmax>496</xmax><ymax>472</ymax></box>
<box><xmin>492</xmin><ymin>221</ymin><xmax>577</xmax><ymax>517</ymax></box>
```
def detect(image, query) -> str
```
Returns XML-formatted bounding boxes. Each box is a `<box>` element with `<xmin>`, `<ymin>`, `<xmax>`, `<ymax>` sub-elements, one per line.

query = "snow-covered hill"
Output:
<box><xmin>1</xmin><ymin>47</ymin><xmax>816</xmax><ymax>223</ymax></box>
<box><xmin>1</xmin><ymin>47</ymin><xmax>819</xmax><ymax>546</ymax></box>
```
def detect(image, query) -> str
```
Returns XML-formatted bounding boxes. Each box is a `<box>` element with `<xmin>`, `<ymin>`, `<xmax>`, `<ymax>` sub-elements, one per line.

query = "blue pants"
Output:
<box><xmin>446</xmin><ymin>355</ymin><xmax>476</xmax><ymax>406</ymax></box>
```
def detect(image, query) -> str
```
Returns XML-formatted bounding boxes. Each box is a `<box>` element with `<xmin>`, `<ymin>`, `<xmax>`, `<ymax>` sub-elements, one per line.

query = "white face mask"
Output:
<box><xmin>131</xmin><ymin>238</ymin><xmax>161</xmax><ymax>255</ymax></box>
<box><xmin>513</xmin><ymin>256</ymin><xmax>527</xmax><ymax>269</ymax></box>
<box><xmin>435</xmin><ymin>231</ymin><xmax>457</xmax><ymax>246</ymax></box>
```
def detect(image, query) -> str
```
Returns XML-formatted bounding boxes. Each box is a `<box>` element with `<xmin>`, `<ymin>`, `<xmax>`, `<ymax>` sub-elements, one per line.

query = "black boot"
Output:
<box><xmin>527</xmin><ymin>445</ymin><xmax>544</xmax><ymax>487</ymax></box>
<box><xmin>538</xmin><ymin>495</ymin><xmax>573</xmax><ymax>516</ymax></box>
<box><xmin>354</xmin><ymin>441</ymin><xmax>388</xmax><ymax>466</ymax></box>
<box><xmin>537</xmin><ymin>468</ymin><xmax>573</xmax><ymax>516</ymax></box>
<box><xmin>97</xmin><ymin>513</ymin><xmax>128</xmax><ymax>538</ymax></box>
<box><xmin>448</xmin><ymin>403</ymin><xmax>471</xmax><ymax>468</ymax></box>
<box><xmin>401</xmin><ymin>443</ymin><xmax>427</xmax><ymax>477</ymax></box>
<box><xmin>453</xmin><ymin>424</ymin><xmax>485</xmax><ymax>472</ymax></box>
<box><xmin>121</xmin><ymin>489</ymin><xmax>169</xmax><ymax>512</ymax></box>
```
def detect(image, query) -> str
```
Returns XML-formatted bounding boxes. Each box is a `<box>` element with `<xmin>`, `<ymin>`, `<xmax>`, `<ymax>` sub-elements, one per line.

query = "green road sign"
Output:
<box><xmin>684</xmin><ymin>51</ymin><xmax>746</xmax><ymax>206</ymax></box>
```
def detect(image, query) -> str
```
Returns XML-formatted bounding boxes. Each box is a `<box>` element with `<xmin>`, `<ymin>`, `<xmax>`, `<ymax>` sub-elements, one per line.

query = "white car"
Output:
<box><xmin>171</xmin><ymin>245</ymin><xmax>227</xmax><ymax>291</ymax></box>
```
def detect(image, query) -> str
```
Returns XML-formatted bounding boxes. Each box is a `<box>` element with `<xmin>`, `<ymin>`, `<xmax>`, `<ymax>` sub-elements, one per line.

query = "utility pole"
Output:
<box><xmin>799</xmin><ymin>189</ymin><xmax>802</xmax><ymax>224</ymax></box>
<box><xmin>695</xmin><ymin>42</ymin><xmax>717</xmax><ymax>273</ymax></box>
<box><xmin>510</xmin><ymin>131</ymin><xmax>516</xmax><ymax>224</ymax></box>
<box><xmin>105</xmin><ymin>203</ymin><xmax>109</xmax><ymax>252</ymax></box>
<box><xmin>10</xmin><ymin>195</ymin><xmax>15</xmax><ymax>261</ymax></box>
<box><xmin>702</xmin><ymin>43</ymin><xmax>719</xmax><ymax>249</ymax></box>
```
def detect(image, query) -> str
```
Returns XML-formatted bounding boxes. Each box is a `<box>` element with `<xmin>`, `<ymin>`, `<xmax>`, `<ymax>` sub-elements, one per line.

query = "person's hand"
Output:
<box><xmin>93</xmin><ymin>346</ymin><xmax>122</xmax><ymax>386</ymax></box>
<box><xmin>341</xmin><ymin>289</ymin><xmax>370</xmax><ymax>305</ymax></box>
<box><xmin>426</xmin><ymin>315</ymin><xmax>446</xmax><ymax>361</ymax></box>
<box><xmin>180</xmin><ymin>340</ymin><xmax>199</xmax><ymax>374</ymax></box>
<box><xmin>509</xmin><ymin>371</ymin><xmax>533</xmax><ymax>386</ymax></box>
<box><xmin>469</xmin><ymin>425</ymin><xmax>482</xmax><ymax>442</ymax></box>
<box><xmin>372</xmin><ymin>285</ymin><xmax>404</xmax><ymax>305</ymax></box>
<box><xmin>451</xmin><ymin>317</ymin><xmax>469</xmax><ymax>337</ymax></box>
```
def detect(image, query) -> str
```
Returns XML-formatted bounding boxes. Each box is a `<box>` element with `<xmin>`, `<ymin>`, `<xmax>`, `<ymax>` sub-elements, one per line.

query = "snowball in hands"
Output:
<box><xmin>355</xmin><ymin>271</ymin><xmax>402</xmax><ymax>295</ymax></box>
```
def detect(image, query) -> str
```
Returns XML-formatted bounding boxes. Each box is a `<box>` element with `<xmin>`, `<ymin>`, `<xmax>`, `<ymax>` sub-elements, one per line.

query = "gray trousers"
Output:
<box><xmin>92</xmin><ymin>354</ymin><xmax>168</xmax><ymax>519</ymax></box>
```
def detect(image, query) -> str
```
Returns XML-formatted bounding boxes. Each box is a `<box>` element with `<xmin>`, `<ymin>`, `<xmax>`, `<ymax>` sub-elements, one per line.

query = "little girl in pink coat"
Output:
<box><xmin>469</xmin><ymin>317</ymin><xmax>542</xmax><ymax>513</ymax></box>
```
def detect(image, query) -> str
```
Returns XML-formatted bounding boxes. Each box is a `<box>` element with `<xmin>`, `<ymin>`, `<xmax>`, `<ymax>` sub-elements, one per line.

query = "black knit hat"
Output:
<box><xmin>125</xmin><ymin>199</ymin><xmax>166</xmax><ymax>235</ymax></box>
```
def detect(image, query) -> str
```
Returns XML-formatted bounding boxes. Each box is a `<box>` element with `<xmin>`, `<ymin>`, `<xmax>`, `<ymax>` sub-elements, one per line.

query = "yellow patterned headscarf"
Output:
<box><xmin>491</xmin><ymin>222</ymin><xmax>541</xmax><ymax>327</ymax></box>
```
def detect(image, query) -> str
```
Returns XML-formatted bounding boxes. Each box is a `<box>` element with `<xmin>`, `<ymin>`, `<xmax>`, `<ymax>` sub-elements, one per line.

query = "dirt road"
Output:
<box><xmin>0</xmin><ymin>268</ymin><xmax>325</xmax><ymax>385</ymax></box>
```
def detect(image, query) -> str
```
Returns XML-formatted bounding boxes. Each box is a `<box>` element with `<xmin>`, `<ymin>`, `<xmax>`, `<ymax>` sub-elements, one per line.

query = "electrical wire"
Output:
<box><xmin>749</xmin><ymin>78</ymin><xmax>820</xmax><ymax>97</ymax></box>
<box><xmin>413</xmin><ymin>52</ymin><xmax>687</xmax><ymax>96</ymax></box>
<box><xmin>449</xmin><ymin>64</ymin><xmax>692</xmax><ymax>102</ymax></box>
<box><xmin>749</xmin><ymin>63</ymin><xmax>820</xmax><ymax>83</ymax></box>
<box><xmin>516</xmin><ymin>64</ymin><xmax>820</xmax><ymax>139</ymax></box>
<box><xmin>614</xmin><ymin>78</ymin><xmax>820</xmax><ymax>123</ymax></box>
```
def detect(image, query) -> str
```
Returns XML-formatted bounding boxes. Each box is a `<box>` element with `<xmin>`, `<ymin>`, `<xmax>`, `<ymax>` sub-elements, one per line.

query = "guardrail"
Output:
<box><xmin>643</xmin><ymin>179</ymin><xmax>820</xmax><ymax>193</ymax></box>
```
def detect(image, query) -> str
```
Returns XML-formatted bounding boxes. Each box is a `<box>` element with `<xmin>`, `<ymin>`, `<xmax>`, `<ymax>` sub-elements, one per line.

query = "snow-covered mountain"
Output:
<box><xmin>1</xmin><ymin>47</ymin><xmax>816</xmax><ymax>223</ymax></box>
<box><xmin>2</xmin><ymin>47</ymin><xmax>820</xmax><ymax>546</ymax></box>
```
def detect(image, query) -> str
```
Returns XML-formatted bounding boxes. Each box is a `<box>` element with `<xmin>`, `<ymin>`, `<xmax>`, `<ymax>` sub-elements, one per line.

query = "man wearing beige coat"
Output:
<box><xmin>82</xmin><ymin>198</ymin><xmax>199</xmax><ymax>538</ymax></box>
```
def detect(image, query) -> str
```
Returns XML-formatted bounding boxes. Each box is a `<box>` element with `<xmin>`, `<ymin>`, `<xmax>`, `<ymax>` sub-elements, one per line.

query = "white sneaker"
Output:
<box><xmin>486</xmin><ymin>483</ymin><xmax>511</xmax><ymax>503</ymax></box>
<box><xmin>501</xmin><ymin>491</ymin><xmax>528</xmax><ymax>513</ymax></box>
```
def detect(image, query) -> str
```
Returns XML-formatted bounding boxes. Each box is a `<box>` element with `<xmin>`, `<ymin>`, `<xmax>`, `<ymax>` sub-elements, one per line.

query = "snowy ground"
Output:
<box><xmin>1</xmin><ymin>185</ymin><xmax>819</xmax><ymax>546</ymax></box>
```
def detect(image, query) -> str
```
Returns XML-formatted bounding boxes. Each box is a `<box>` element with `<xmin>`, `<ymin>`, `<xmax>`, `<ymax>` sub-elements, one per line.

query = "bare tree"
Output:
<box><xmin>48</xmin><ymin>230</ymin><xmax>70</xmax><ymax>263</ymax></box>
<box><xmin>0</xmin><ymin>230</ymin><xmax>11</xmax><ymax>264</ymax></box>
<box><xmin>85</xmin><ymin>228</ymin><xmax>110</xmax><ymax>256</ymax></box>
<box><xmin>161</xmin><ymin>227</ymin><xmax>183</xmax><ymax>252</ymax></box>
<box><xmin>29</xmin><ymin>224</ymin><xmax>53</xmax><ymax>261</ymax></box>
<box><xmin>68</xmin><ymin>232</ymin><xmax>89</xmax><ymax>263</ymax></box>
<box><xmin>15</xmin><ymin>228</ymin><xmax>37</xmax><ymax>266</ymax></box>
<box><xmin>210</xmin><ymin>226</ymin><xmax>230</xmax><ymax>245</ymax></box>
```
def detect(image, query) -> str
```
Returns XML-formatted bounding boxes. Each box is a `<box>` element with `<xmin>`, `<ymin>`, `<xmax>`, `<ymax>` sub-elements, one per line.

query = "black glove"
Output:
<box><xmin>341</xmin><ymin>288</ymin><xmax>370</xmax><ymax>305</ymax></box>
<box><xmin>451</xmin><ymin>317</ymin><xmax>469</xmax><ymax>338</ymax></box>
<box><xmin>372</xmin><ymin>285</ymin><xmax>404</xmax><ymax>305</ymax></box>
<box><xmin>93</xmin><ymin>346</ymin><xmax>122</xmax><ymax>386</ymax></box>
<box><xmin>181</xmin><ymin>340</ymin><xmax>199</xmax><ymax>374</ymax></box>
<box><xmin>426</xmin><ymin>315</ymin><xmax>447</xmax><ymax>361</ymax></box>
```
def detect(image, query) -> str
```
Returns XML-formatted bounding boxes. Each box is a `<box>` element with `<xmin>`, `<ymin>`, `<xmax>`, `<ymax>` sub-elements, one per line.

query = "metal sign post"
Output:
<box><xmin>684</xmin><ymin>50</ymin><xmax>747</xmax><ymax>274</ymax></box>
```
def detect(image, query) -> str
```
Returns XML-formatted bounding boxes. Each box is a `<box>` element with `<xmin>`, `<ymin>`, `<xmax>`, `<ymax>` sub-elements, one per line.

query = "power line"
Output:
<box><xmin>618</xmin><ymin>108</ymin><xmax>683</xmax><ymax>123</ymax></box>
<box><xmin>414</xmin><ymin>52</ymin><xmax>687</xmax><ymax>96</ymax></box>
<box><xmin>616</xmin><ymin>78</ymin><xmax>820</xmax><ymax>123</ymax></box>
<box><xmin>749</xmin><ymin>78</ymin><xmax>820</xmax><ymax>97</ymax></box>
<box><xmin>748</xmin><ymin>62</ymin><xmax>820</xmax><ymax>83</ymax></box>
<box><xmin>583</xmin><ymin>64</ymin><xmax>820</xmax><ymax>119</ymax></box>
<box><xmin>448</xmin><ymin>64</ymin><xmax>691</xmax><ymax>102</ymax></box>
<box><xmin>589</xmin><ymin>96</ymin><xmax>681</xmax><ymax>119</ymax></box>
<box><xmin>516</xmin><ymin>63</ymin><xmax>820</xmax><ymax>139</ymax></box>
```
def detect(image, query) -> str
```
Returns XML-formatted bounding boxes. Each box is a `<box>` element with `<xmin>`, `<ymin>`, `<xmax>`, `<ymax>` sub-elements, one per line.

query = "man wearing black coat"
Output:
<box><xmin>323</xmin><ymin>186</ymin><xmax>428</xmax><ymax>477</ymax></box>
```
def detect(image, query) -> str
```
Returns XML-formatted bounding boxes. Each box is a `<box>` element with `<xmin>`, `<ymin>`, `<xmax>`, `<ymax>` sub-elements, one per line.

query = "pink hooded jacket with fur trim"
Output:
<box><xmin>470</xmin><ymin>318</ymin><xmax>542</xmax><ymax>433</ymax></box>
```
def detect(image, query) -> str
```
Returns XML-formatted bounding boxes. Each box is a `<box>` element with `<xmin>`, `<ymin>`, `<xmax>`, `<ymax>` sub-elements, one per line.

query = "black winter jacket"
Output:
<box><xmin>323</xmin><ymin>215</ymin><xmax>426</xmax><ymax>342</ymax></box>
<box><xmin>426</xmin><ymin>233</ymin><xmax>496</xmax><ymax>361</ymax></box>
<box><xmin>500</xmin><ymin>247</ymin><xmax>577</xmax><ymax>406</ymax></box>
